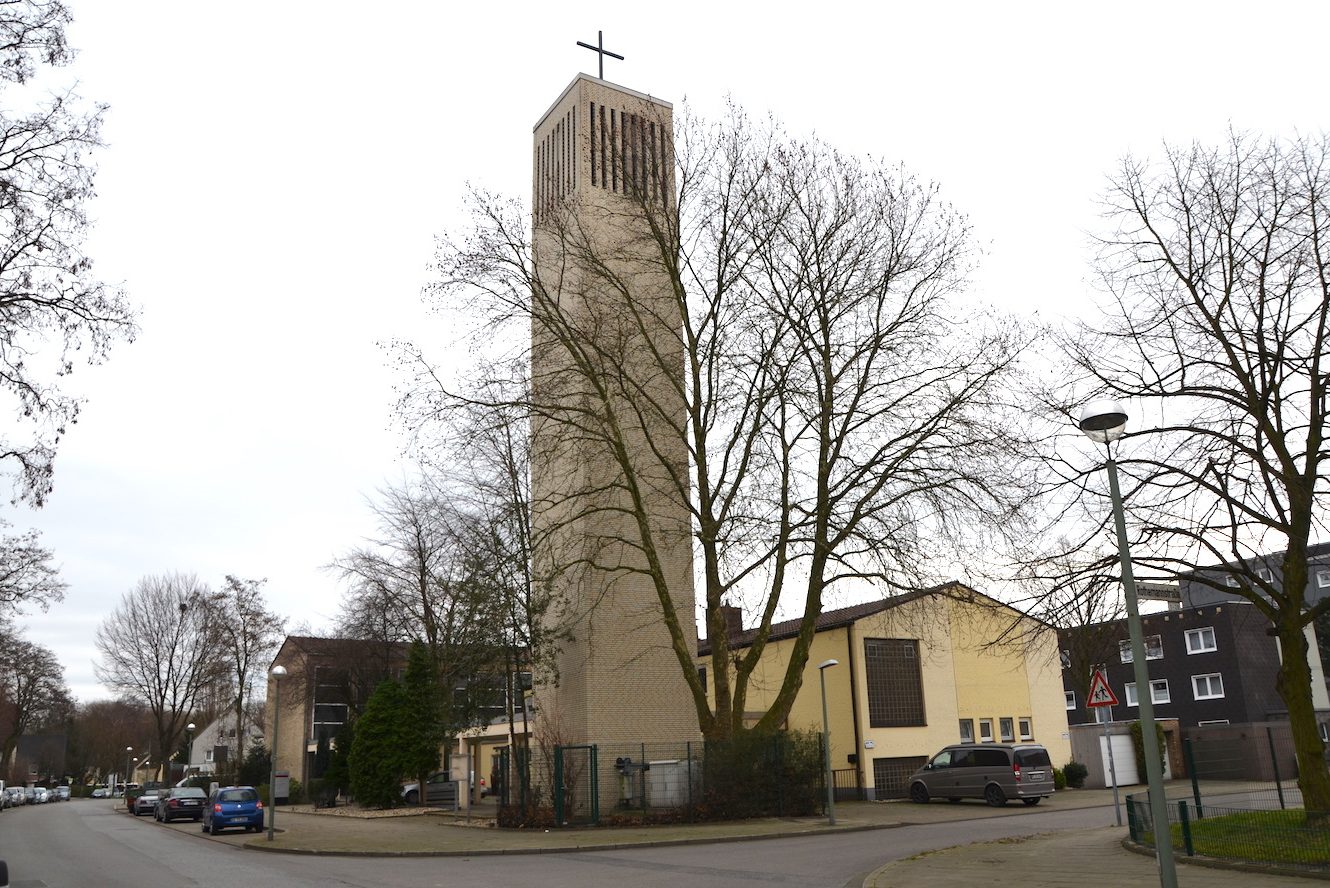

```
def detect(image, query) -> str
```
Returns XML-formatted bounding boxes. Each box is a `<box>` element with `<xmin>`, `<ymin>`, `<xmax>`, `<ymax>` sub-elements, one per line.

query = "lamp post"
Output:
<box><xmin>267</xmin><ymin>664</ymin><xmax>287</xmax><ymax>841</ymax></box>
<box><xmin>1079</xmin><ymin>399</ymin><xmax>1177</xmax><ymax>888</ymax></box>
<box><xmin>817</xmin><ymin>658</ymin><xmax>839</xmax><ymax>826</ymax></box>
<box><xmin>123</xmin><ymin>746</ymin><xmax>132</xmax><ymax>801</ymax></box>
<box><xmin>184</xmin><ymin>722</ymin><xmax>196</xmax><ymax>782</ymax></box>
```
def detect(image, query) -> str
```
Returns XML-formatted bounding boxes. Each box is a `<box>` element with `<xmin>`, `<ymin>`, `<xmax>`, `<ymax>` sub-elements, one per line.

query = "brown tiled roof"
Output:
<box><xmin>698</xmin><ymin>582</ymin><xmax>976</xmax><ymax>656</ymax></box>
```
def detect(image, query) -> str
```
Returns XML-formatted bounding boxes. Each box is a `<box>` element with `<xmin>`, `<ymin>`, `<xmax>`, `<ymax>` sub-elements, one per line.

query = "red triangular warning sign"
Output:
<box><xmin>1087</xmin><ymin>669</ymin><xmax>1119</xmax><ymax>707</ymax></box>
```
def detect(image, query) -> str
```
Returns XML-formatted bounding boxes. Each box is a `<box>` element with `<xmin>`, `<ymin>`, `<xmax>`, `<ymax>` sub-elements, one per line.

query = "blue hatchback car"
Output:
<box><xmin>201</xmin><ymin>786</ymin><xmax>264</xmax><ymax>835</ymax></box>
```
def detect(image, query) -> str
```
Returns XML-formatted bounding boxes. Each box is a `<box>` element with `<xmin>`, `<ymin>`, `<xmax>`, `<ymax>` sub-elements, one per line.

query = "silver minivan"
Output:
<box><xmin>907</xmin><ymin>743</ymin><xmax>1055</xmax><ymax>807</ymax></box>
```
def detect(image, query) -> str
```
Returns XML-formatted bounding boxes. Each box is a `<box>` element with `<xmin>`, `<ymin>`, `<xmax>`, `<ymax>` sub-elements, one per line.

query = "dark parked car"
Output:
<box><xmin>155</xmin><ymin>786</ymin><xmax>207</xmax><ymax>822</ymax></box>
<box><xmin>132</xmin><ymin>790</ymin><xmax>162</xmax><ymax>816</ymax></box>
<box><xmin>201</xmin><ymin>786</ymin><xmax>264</xmax><ymax>834</ymax></box>
<box><xmin>907</xmin><ymin>742</ymin><xmax>1055</xmax><ymax>807</ymax></box>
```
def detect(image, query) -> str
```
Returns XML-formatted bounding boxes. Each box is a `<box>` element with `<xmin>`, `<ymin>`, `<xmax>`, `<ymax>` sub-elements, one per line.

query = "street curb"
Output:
<box><xmin>238</xmin><ymin>821</ymin><xmax>900</xmax><ymax>857</ymax></box>
<box><xmin>1119</xmin><ymin>837</ymin><xmax>1330</xmax><ymax>882</ymax></box>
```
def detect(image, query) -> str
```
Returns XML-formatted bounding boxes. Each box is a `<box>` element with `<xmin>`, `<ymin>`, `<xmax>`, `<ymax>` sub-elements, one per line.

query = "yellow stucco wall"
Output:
<box><xmin>706</xmin><ymin>588</ymin><xmax>1071</xmax><ymax>797</ymax></box>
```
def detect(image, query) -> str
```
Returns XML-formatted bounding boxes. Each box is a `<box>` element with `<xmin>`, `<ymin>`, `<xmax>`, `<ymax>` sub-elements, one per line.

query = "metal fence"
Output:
<box><xmin>1127</xmin><ymin>791</ymin><xmax>1329</xmax><ymax>872</ymax></box>
<box><xmin>496</xmin><ymin>735</ymin><xmax>826</xmax><ymax>827</ymax></box>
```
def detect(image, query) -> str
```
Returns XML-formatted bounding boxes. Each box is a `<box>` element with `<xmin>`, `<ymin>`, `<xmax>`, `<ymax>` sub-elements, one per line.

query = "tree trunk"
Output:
<box><xmin>1275</xmin><ymin>617</ymin><xmax>1330</xmax><ymax>823</ymax></box>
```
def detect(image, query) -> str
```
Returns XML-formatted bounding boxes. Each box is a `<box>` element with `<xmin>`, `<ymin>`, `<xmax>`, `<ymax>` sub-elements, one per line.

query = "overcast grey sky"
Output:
<box><xmin>13</xmin><ymin>0</ymin><xmax>1329</xmax><ymax>701</ymax></box>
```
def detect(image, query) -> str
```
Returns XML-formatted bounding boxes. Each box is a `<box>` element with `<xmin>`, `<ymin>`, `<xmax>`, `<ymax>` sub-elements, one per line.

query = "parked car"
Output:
<box><xmin>54</xmin><ymin>786</ymin><xmax>70</xmax><ymax>801</ymax></box>
<box><xmin>154</xmin><ymin>787</ymin><xmax>207</xmax><ymax>822</ymax></box>
<box><xmin>91</xmin><ymin>786</ymin><xmax>109</xmax><ymax>798</ymax></box>
<box><xmin>201</xmin><ymin>786</ymin><xmax>264</xmax><ymax>834</ymax></box>
<box><xmin>132</xmin><ymin>790</ymin><xmax>163</xmax><ymax>816</ymax></box>
<box><xmin>401</xmin><ymin>771</ymin><xmax>460</xmax><ymax>807</ymax></box>
<box><xmin>32</xmin><ymin>788</ymin><xmax>48</xmax><ymax>804</ymax></box>
<box><xmin>906</xmin><ymin>742</ymin><xmax>1055</xmax><ymax>807</ymax></box>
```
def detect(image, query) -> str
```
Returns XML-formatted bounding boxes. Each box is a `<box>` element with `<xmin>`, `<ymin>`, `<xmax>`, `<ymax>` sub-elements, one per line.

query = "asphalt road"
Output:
<box><xmin>0</xmin><ymin>799</ymin><xmax>1117</xmax><ymax>888</ymax></box>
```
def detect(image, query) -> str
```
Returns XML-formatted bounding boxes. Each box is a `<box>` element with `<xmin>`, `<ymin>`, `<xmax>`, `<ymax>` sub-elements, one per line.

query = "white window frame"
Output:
<box><xmin>1192</xmin><ymin>673</ymin><xmax>1225</xmax><ymax>700</ymax></box>
<box><xmin>1019</xmin><ymin>717</ymin><xmax>1033</xmax><ymax>741</ymax></box>
<box><xmin>1256</xmin><ymin>567</ymin><xmax>1273</xmax><ymax>582</ymax></box>
<box><xmin>1150</xmin><ymin>679</ymin><xmax>1170</xmax><ymax>704</ymax></box>
<box><xmin>979</xmin><ymin>719</ymin><xmax>994</xmax><ymax>742</ymax></box>
<box><xmin>1225</xmin><ymin>574</ymin><xmax>1240</xmax><ymax>587</ymax></box>
<box><xmin>1318</xmin><ymin>570</ymin><xmax>1330</xmax><ymax>589</ymax></box>
<box><xmin>1065</xmin><ymin>690</ymin><xmax>1076</xmax><ymax>710</ymax></box>
<box><xmin>1186</xmin><ymin>627</ymin><xmax>1217</xmax><ymax>654</ymax></box>
<box><xmin>999</xmin><ymin>717</ymin><xmax>1015</xmax><ymax>742</ymax></box>
<box><xmin>1119</xmin><ymin>634</ymin><xmax>1163</xmax><ymax>663</ymax></box>
<box><xmin>1125</xmin><ymin>682</ymin><xmax>1139</xmax><ymax>707</ymax></box>
<box><xmin>959</xmin><ymin>719</ymin><xmax>974</xmax><ymax>743</ymax></box>
<box><xmin>1198</xmin><ymin>719</ymin><xmax>1230</xmax><ymax>726</ymax></box>
<box><xmin>1094</xmin><ymin>706</ymin><xmax>1112</xmax><ymax>724</ymax></box>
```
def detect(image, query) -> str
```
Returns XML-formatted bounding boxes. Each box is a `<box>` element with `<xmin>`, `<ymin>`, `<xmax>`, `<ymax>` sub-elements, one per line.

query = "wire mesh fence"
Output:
<box><xmin>1128</xmin><ymin>793</ymin><xmax>1330</xmax><ymax>872</ymax></box>
<box><xmin>495</xmin><ymin>734</ymin><xmax>826</xmax><ymax>827</ymax></box>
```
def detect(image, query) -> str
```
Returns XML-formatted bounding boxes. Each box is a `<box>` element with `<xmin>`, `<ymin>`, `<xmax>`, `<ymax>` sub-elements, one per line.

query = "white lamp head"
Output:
<box><xmin>271</xmin><ymin>664</ymin><xmax>288</xmax><ymax>681</ymax></box>
<box><xmin>1079</xmin><ymin>399</ymin><xmax>1128</xmax><ymax>444</ymax></box>
<box><xmin>817</xmin><ymin>659</ymin><xmax>840</xmax><ymax>670</ymax></box>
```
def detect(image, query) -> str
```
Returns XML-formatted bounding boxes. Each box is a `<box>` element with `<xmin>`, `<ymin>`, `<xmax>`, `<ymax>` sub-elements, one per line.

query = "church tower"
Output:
<box><xmin>529</xmin><ymin>72</ymin><xmax>700</xmax><ymax>748</ymax></box>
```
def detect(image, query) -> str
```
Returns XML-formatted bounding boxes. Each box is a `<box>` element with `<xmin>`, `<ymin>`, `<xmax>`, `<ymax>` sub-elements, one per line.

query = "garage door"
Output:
<box><xmin>1100</xmin><ymin>734</ymin><xmax>1139</xmax><ymax>786</ymax></box>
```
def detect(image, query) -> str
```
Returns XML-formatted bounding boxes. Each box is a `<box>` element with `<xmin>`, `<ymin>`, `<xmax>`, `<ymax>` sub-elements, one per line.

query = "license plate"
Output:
<box><xmin>231</xmin><ymin>817</ymin><xmax>248</xmax><ymax>823</ymax></box>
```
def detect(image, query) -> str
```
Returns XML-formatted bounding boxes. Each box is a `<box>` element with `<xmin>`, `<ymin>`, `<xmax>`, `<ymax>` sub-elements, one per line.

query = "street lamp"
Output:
<box><xmin>817</xmin><ymin>658</ymin><xmax>839</xmax><ymax>826</ymax></box>
<box><xmin>184</xmin><ymin>723</ymin><xmax>196</xmax><ymax>782</ymax></box>
<box><xmin>123</xmin><ymin>746</ymin><xmax>132</xmax><ymax>801</ymax></box>
<box><xmin>267</xmin><ymin>664</ymin><xmax>288</xmax><ymax>841</ymax></box>
<box><xmin>1079</xmin><ymin>399</ymin><xmax>1178</xmax><ymax>888</ymax></box>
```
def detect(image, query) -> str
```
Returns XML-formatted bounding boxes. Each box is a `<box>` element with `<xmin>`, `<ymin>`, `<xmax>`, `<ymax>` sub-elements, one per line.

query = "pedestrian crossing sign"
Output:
<box><xmin>1087</xmin><ymin>669</ymin><xmax>1119</xmax><ymax>707</ymax></box>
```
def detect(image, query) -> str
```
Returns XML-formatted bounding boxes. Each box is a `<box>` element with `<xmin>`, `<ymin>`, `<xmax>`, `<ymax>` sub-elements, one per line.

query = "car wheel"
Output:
<box><xmin>984</xmin><ymin>784</ymin><xmax>1007</xmax><ymax>807</ymax></box>
<box><xmin>1022</xmin><ymin>798</ymin><xmax>1041</xmax><ymax>806</ymax></box>
<box><xmin>908</xmin><ymin>782</ymin><xmax>930</xmax><ymax>804</ymax></box>
<box><xmin>405</xmin><ymin>790</ymin><xmax>419</xmax><ymax>805</ymax></box>
<box><xmin>208</xmin><ymin>821</ymin><xmax>218</xmax><ymax>835</ymax></box>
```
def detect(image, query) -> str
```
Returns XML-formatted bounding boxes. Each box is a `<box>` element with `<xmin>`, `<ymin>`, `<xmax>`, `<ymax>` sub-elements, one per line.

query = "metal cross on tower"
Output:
<box><xmin>576</xmin><ymin>30</ymin><xmax>624</xmax><ymax>80</ymax></box>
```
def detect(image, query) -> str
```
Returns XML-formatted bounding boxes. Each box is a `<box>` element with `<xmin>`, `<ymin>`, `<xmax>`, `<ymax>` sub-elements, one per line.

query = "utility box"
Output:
<box><xmin>646</xmin><ymin>760</ymin><xmax>687</xmax><ymax>807</ymax></box>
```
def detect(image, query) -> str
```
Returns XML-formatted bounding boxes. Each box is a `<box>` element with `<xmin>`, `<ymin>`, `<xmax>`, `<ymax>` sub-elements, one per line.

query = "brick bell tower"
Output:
<box><xmin>528</xmin><ymin>68</ymin><xmax>700</xmax><ymax>749</ymax></box>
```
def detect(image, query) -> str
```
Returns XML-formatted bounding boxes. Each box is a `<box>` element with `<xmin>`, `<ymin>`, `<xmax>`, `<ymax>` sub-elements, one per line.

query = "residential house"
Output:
<box><xmin>186</xmin><ymin>712</ymin><xmax>264</xmax><ymax>777</ymax></box>
<box><xmin>1058</xmin><ymin>601</ymin><xmax>1330</xmax><ymax>787</ymax></box>
<box><xmin>700</xmin><ymin>583</ymin><xmax>1072</xmax><ymax>800</ymax></box>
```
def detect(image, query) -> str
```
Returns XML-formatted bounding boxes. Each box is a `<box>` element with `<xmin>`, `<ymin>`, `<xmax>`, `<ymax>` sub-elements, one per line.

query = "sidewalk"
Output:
<box><xmin>863</xmin><ymin>826</ymin><xmax>1327</xmax><ymax>887</ymax></box>
<box><xmin>223</xmin><ymin>787</ymin><xmax>1326</xmax><ymax>884</ymax></box>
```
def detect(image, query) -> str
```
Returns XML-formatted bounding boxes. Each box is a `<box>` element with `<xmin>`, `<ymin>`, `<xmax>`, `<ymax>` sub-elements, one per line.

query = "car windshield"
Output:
<box><xmin>175</xmin><ymin>788</ymin><xmax>206</xmax><ymax>798</ymax></box>
<box><xmin>218</xmin><ymin>789</ymin><xmax>257</xmax><ymax>802</ymax></box>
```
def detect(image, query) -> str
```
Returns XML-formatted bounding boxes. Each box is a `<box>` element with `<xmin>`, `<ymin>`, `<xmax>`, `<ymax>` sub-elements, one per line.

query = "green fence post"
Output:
<box><xmin>1266</xmin><ymin>726</ymin><xmax>1286</xmax><ymax>810</ymax></box>
<box><xmin>1126</xmin><ymin>795</ymin><xmax>1139</xmax><ymax>843</ymax></box>
<box><xmin>590</xmin><ymin>745</ymin><xmax>599</xmax><ymax>826</ymax></box>
<box><xmin>1184</xmin><ymin>736</ymin><xmax>1203</xmax><ymax>819</ymax></box>
<box><xmin>640</xmin><ymin>743</ymin><xmax>647</xmax><ymax>821</ymax></box>
<box><xmin>1178</xmin><ymin>800</ymin><xmax>1193</xmax><ymax>857</ymax></box>
<box><xmin>554</xmin><ymin>746</ymin><xmax>564</xmax><ymax>826</ymax></box>
<box><xmin>686</xmin><ymin>741</ymin><xmax>693</xmax><ymax>823</ymax></box>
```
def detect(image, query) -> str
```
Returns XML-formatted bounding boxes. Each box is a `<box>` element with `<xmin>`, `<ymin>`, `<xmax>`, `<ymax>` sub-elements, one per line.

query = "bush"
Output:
<box><xmin>1063</xmin><ymin>761</ymin><xmax>1088</xmax><ymax>789</ymax></box>
<box><xmin>1053</xmin><ymin>767</ymin><xmax>1067</xmax><ymax>790</ymax></box>
<box><xmin>696</xmin><ymin>730</ymin><xmax>823</xmax><ymax>820</ymax></box>
<box><xmin>1129</xmin><ymin>721</ymin><xmax>1166</xmax><ymax>781</ymax></box>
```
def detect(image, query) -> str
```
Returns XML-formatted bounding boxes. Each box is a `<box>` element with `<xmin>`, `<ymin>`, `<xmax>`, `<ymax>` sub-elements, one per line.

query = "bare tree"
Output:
<box><xmin>0</xmin><ymin>625</ymin><xmax>67</xmax><ymax>768</ymax></box>
<box><xmin>390</xmin><ymin>356</ymin><xmax>561</xmax><ymax>753</ymax></box>
<box><xmin>94</xmin><ymin>573</ymin><xmax>225</xmax><ymax>780</ymax></box>
<box><xmin>331</xmin><ymin>477</ymin><xmax>504</xmax><ymax>738</ymax></box>
<box><xmin>206</xmin><ymin>575</ymin><xmax>284</xmax><ymax>769</ymax></box>
<box><xmin>0</xmin><ymin>521</ymin><xmax>64</xmax><ymax>614</ymax></box>
<box><xmin>424</xmin><ymin>104</ymin><xmax>1036</xmax><ymax>740</ymax></box>
<box><xmin>1041</xmin><ymin>131</ymin><xmax>1330</xmax><ymax>820</ymax></box>
<box><xmin>0</xmin><ymin>0</ymin><xmax>136</xmax><ymax>505</ymax></box>
<box><xmin>69</xmin><ymin>697</ymin><xmax>153</xmax><ymax>784</ymax></box>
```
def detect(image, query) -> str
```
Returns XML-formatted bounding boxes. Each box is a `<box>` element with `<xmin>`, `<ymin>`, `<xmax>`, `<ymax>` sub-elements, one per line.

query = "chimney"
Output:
<box><xmin>720</xmin><ymin>604</ymin><xmax>743</xmax><ymax>640</ymax></box>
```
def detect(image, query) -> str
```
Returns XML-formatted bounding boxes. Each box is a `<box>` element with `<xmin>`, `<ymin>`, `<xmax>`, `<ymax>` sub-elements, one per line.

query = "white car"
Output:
<box><xmin>32</xmin><ymin>788</ymin><xmax>49</xmax><ymax>803</ymax></box>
